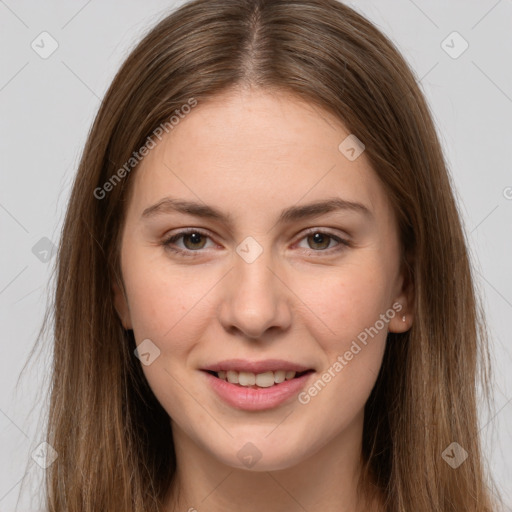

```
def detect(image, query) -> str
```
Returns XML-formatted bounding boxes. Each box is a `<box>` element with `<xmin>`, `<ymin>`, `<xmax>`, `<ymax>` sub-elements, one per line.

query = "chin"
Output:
<box><xmin>209</xmin><ymin>436</ymin><xmax>311</xmax><ymax>472</ymax></box>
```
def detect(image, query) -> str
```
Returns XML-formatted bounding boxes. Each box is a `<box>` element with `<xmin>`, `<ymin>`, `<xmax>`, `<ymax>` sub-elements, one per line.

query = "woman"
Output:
<box><xmin>40</xmin><ymin>0</ymin><xmax>499</xmax><ymax>510</ymax></box>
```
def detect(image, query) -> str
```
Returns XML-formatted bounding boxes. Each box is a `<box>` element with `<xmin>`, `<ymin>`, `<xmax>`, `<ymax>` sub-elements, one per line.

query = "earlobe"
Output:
<box><xmin>112</xmin><ymin>280</ymin><xmax>133</xmax><ymax>330</ymax></box>
<box><xmin>389</xmin><ymin>265</ymin><xmax>414</xmax><ymax>333</ymax></box>
<box><xmin>389</xmin><ymin>299</ymin><xmax>413</xmax><ymax>333</ymax></box>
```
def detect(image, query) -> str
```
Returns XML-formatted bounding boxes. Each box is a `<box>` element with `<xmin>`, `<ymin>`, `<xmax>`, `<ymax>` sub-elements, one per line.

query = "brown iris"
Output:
<box><xmin>307</xmin><ymin>232</ymin><xmax>332</xmax><ymax>250</ymax></box>
<box><xmin>182</xmin><ymin>232</ymin><xmax>207</xmax><ymax>250</ymax></box>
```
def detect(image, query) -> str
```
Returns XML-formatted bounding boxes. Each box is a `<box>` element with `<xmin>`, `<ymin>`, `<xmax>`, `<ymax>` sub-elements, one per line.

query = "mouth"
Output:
<box><xmin>201</xmin><ymin>367</ymin><xmax>316</xmax><ymax>410</ymax></box>
<box><xmin>203</xmin><ymin>369</ymin><xmax>315</xmax><ymax>389</ymax></box>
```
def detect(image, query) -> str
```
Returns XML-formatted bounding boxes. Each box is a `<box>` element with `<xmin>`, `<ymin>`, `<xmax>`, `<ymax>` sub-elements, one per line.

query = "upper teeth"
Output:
<box><xmin>217</xmin><ymin>370</ymin><xmax>298</xmax><ymax>387</ymax></box>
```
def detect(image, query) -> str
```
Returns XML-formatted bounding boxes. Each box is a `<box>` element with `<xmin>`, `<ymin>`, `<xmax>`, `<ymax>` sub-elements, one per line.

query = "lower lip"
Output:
<box><xmin>201</xmin><ymin>370</ymin><xmax>314</xmax><ymax>411</ymax></box>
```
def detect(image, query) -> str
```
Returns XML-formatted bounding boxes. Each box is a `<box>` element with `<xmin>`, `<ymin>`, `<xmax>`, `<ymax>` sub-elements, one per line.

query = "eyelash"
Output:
<box><xmin>161</xmin><ymin>228</ymin><xmax>351</xmax><ymax>258</ymax></box>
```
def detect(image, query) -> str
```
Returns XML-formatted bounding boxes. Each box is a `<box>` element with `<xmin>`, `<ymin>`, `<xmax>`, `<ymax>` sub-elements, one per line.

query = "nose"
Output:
<box><xmin>218</xmin><ymin>248</ymin><xmax>292</xmax><ymax>340</ymax></box>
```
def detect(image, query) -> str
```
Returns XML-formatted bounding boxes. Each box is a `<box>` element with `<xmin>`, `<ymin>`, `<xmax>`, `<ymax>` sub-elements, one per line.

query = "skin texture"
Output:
<box><xmin>113</xmin><ymin>86</ymin><xmax>413</xmax><ymax>512</ymax></box>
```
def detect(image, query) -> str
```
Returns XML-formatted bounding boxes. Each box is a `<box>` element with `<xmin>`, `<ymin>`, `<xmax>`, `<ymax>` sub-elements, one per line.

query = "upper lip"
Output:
<box><xmin>201</xmin><ymin>359</ymin><xmax>314</xmax><ymax>374</ymax></box>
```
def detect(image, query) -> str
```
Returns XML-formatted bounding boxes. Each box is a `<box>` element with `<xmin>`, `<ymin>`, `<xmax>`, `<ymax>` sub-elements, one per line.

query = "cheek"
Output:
<box><xmin>123</xmin><ymin>250</ymin><xmax>216</xmax><ymax>342</ymax></box>
<box><xmin>121</xmin><ymin>253</ymin><xmax>216</xmax><ymax>413</ymax></box>
<box><xmin>292</xmin><ymin>259</ymin><xmax>391</xmax><ymax>400</ymax></box>
<box><xmin>293</xmin><ymin>257</ymin><xmax>394</xmax><ymax>340</ymax></box>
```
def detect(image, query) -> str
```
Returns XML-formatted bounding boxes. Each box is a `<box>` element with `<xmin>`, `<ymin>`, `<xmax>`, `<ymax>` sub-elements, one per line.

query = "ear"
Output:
<box><xmin>112</xmin><ymin>279</ymin><xmax>133</xmax><ymax>330</ymax></box>
<box><xmin>388</xmin><ymin>258</ymin><xmax>414</xmax><ymax>333</ymax></box>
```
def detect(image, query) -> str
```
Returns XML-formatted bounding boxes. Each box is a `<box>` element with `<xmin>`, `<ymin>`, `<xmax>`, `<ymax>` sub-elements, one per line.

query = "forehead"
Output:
<box><xmin>128</xmin><ymin>87</ymin><xmax>393</xmax><ymax>226</ymax></box>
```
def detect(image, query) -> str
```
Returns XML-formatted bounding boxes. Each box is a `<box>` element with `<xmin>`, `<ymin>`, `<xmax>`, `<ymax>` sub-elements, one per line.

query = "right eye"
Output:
<box><xmin>162</xmin><ymin>229</ymin><xmax>216</xmax><ymax>256</ymax></box>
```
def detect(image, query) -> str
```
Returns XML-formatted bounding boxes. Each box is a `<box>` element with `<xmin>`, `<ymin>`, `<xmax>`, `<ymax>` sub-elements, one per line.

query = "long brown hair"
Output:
<box><xmin>24</xmin><ymin>0</ymin><xmax>500</xmax><ymax>510</ymax></box>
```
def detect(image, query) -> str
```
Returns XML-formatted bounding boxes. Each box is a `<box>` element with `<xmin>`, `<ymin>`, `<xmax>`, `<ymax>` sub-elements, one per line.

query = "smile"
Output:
<box><xmin>201</xmin><ymin>369</ymin><xmax>315</xmax><ymax>411</ymax></box>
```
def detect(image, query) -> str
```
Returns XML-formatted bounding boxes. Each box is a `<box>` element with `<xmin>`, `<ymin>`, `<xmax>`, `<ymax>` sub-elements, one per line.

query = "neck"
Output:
<box><xmin>163</xmin><ymin>410</ymin><xmax>383</xmax><ymax>512</ymax></box>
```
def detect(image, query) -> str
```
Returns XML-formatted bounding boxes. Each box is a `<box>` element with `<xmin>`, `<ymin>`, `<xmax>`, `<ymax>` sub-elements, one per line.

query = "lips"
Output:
<box><xmin>201</xmin><ymin>368</ymin><xmax>315</xmax><ymax>410</ymax></box>
<box><xmin>201</xmin><ymin>358</ymin><xmax>313</xmax><ymax>374</ymax></box>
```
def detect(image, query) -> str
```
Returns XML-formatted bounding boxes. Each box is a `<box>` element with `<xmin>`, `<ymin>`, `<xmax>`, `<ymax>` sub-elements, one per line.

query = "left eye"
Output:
<box><xmin>296</xmin><ymin>231</ymin><xmax>346</xmax><ymax>251</ymax></box>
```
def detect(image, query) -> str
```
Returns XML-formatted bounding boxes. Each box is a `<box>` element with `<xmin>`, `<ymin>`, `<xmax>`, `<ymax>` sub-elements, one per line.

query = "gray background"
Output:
<box><xmin>0</xmin><ymin>0</ymin><xmax>511</xmax><ymax>510</ymax></box>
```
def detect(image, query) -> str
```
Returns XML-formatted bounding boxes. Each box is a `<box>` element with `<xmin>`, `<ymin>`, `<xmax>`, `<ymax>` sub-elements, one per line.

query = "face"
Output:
<box><xmin>113</xmin><ymin>87</ymin><xmax>412</xmax><ymax>471</ymax></box>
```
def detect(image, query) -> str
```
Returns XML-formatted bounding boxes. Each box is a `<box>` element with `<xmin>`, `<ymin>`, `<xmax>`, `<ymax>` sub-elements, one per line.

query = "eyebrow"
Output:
<box><xmin>141</xmin><ymin>196</ymin><xmax>373</xmax><ymax>225</ymax></box>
